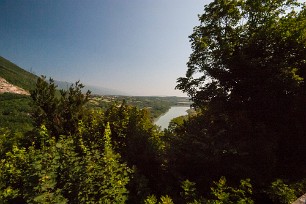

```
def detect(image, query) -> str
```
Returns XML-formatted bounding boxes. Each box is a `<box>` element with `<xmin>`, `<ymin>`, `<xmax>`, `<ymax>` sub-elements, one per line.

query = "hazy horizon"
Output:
<box><xmin>0</xmin><ymin>0</ymin><xmax>212</xmax><ymax>96</ymax></box>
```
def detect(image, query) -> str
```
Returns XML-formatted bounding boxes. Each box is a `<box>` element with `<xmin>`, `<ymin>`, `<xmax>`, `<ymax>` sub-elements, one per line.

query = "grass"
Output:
<box><xmin>0</xmin><ymin>93</ymin><xmax>34</xmax><ymax>133</ymax></box>
<box><xmin>0</xmin><ymin>56</ymin><xmax>37</xmax><ymax>91</ymax></box>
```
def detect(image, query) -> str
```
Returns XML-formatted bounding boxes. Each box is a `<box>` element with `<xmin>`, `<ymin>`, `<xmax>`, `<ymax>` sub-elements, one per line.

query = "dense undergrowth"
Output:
<box><xmin>0</xmin><ymin>76</ymin><xmax>305</xmax><ymax>203</ymax></box>
<box><xmin>1</xmin><ymin>0</ymin><xmax>306</xmax><ymax>203</ymax></box>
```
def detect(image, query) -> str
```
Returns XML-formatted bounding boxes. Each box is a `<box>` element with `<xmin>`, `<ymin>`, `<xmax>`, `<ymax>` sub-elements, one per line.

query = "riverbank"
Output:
<box><xmin>154</xmin><ymin>106</ymin><xmax>190</xmax><ymax>129</ymax></box>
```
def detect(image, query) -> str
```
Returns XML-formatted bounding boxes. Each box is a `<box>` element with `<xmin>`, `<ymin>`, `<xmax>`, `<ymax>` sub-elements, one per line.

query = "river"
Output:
<box><xmin>155</xmin><ymin>106</ymin><xmax>190</xmax><ymax>129</ymax></box>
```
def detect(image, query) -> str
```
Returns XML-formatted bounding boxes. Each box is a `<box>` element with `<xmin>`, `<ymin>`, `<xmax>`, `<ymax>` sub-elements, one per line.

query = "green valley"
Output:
<box><xmin>0</xmin><ymin>56</ymin><xmax>190</xmax><ymax>133</ymax></box>
<box><xmin>0</xmin><ymin>0</ymin><xmax>306</xmax><ymax>203</ymax></box>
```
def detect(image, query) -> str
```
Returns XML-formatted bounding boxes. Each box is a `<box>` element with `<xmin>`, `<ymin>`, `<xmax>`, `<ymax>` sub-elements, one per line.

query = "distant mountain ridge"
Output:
<box><xmin>54</xmin><ymin>80</ymin><xmax>128</xmax><ymax>96</ymax></box>
<box><xmin>0</xmin><ymin>56</ymin><xmax>127</xmax><ymax>96</ymax></box>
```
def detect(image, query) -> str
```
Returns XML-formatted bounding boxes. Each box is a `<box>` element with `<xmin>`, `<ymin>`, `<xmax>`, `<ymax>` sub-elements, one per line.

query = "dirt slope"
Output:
<box><xmin>0</xmin><ymin>77</ymin><xmax>30</xmax><ymax>95</ymax></box>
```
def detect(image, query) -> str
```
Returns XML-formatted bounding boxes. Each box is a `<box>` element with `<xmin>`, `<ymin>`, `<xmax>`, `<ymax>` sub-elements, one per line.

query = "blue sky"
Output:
<box><xmin>0</xmin><ymin>0</ymin><xmax>211</xmax><ymax>96</ymax></box>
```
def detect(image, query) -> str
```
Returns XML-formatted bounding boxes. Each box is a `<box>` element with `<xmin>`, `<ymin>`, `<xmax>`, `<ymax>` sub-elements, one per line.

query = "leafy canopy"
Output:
<box><xmin>176</xmin><ymin>0</ymin><xmax>305</xmax><ymax>108</ymax></box>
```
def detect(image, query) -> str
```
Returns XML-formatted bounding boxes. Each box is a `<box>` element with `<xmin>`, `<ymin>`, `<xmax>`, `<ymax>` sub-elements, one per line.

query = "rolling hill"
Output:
<box><xmin>54</xmin><ymin>80</ymin><xmax>128</xmax><ymax>96</ymax></box>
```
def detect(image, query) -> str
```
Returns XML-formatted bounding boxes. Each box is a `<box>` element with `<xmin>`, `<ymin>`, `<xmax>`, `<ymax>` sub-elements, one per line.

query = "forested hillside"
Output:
<box><xmin>0</xmin><ymin>57</ymin><xmax>36</xmax><ymax>132</ymax></box>
<box><xmin>0</xmin><ymin>55</ymin><xmax>186</xmax><ymax>133</ymax></box>
<box><xmin>0</xmin><ymin>0</ymin><xmax>305</xmax><ymax>203</ymax></box>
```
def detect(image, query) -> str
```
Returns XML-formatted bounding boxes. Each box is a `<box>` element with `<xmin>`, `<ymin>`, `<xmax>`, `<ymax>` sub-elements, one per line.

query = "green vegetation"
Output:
<box><xmin>174</xmin><ymin>0</ymin><xmax>306</xmax><ymax>202</ymax></box>
<box><xmin>0</xmin><ymin>56</ymin><xmax>37</xmax><ymax>91</ymax></box>
<box><xmin>0</xmin><ymin>93</ymin><xmax>33</xmax><ymax>132</ymax></box>
<box><xmin>0</xmin><ymin>57</ymin><xmax>37</xmax><ymax>133</ymax></box>
<box><xmin>0</xmin><ymin>0</ymin><xmax>306</xmax><ymax>203</ymax></box>
<box><xmin>87</xmin><ymin>95</ymin><xmax>191</xmax><ymax>119</ymax></box>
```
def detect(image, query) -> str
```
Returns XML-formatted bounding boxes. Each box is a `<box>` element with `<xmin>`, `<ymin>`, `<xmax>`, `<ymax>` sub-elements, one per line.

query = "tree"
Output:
<box><xmin>104</xmin><ymin>102</ymin><xmax>166</xmax><ymax>203</ymax></box>
<box><xmin>0</xmin><ymin>126</ymin><xmax>67</xmax><ymax>204</ymax></box>
<box><xmin>206</xmin><ymin>177</ymin><xmax>253</xmax><ymax>204</ymax></box>
<box><xmin>177</xmin><ymin>0</ymin><xmax>305</xmax><ymax>108</ymax></box>
<box><xmin>30</xmin><ymin>76</ymin><xmax>91</xmax><ymax>139</ymax></box>
<box><xmin>1</xmin><ymin>78</ymin><xmax>134</xmax><ymax>203</ymax></box>
<box><xmin>74</xmin><ymin>122</ymin><xmax>131</xmax><ymax>203</ymax></box>
<box><xmin>0</xmin><ymin>121</ymin><xmax>131</xmax><ymax>203</ymax></box>
<box><xmin>173</xmin><ymin>0</ymin><xmax>306</xmax><ymax>199</ymax></box>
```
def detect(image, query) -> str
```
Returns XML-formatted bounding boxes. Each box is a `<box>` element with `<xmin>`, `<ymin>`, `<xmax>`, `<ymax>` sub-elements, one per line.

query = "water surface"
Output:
<box><xmin>155</xmin><ymin>106</ymin><xmax>189</xmax><ymax>129</ymax></box>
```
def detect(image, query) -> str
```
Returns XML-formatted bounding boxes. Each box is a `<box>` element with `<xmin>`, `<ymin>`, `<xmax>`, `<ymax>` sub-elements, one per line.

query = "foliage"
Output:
<box><xmin>266</xmin><ymin>179</ymin><xmax>306</xmax><ymax>204</ymax></box>
<box><xmin>0</xmin><ymin>145</ymin><xmax>28</xmax><ymax>203</ymax></box>
<box><xmin>104</xmin><ymin>102</ymin><xmax>163</xmax><ymax>155</ymax></box>
<box><xmin>173</xmin><ymin>0</ymin><xmax>306</xmax><ymax>200</ymax></box>
<box><xmin>104</xmin><ymin>102</ymin><xmax>167</xmax><ymax>203</ymax></box>
<box><xmin>159</xmin><ymin>195</ymin><xmax>174</xmax><ymax>204</ymax></box>
<box><xmin>30</xmin><ymin>76</ymin><xmax>91</xmax><ymax>138</ymax></box>
<box><xmin>266</xmin><ymin>179</ymin><xmax>297</xmax><ymax>204</ymax></box>
<box><xmin>0</xmin><ymin>123</ymin><xmax>131</xmax><ymax>203</ymax></box>
<box><xmin>0</xmin><ymin>93</ymin><xmax>33</xmax><ymax>132</ymax></box>
<box><xmin>144</xmin><ymin>195</ymin><xmax>174</xmax><ymax>204</ymax></box>
<box><xmin>167</xmin><ymin>115</ymin><xmax>188</xmax><ymax>133</ymax></box>
<box><xmin>0</xmin><ymin>77</ymin><xmax>132</xmax><ymax>203</ymax></box>
<box><xmin>0</xmin><ymin>128</ymin><xmax>24</xmax><ymax>158</ymax></box>
<box><xmin>87</xmin><ymin>95</ymin><xmax>191</xmax><ymax>119</ymax></box>
<box><xmin>72</xmin><ymin>122</ymin><xmax>131</xmax><ymax>203</ymax></box>
<box><xmin>144</xmin><ymin>195</ymin><xmax>158</xmax><ymax>204</ymax></box>
<box><xmin>180</xmin><ymin>180</ymin><xmax>198</xmax><ymax>203</ymax></box>
<box><xmin>177</xmin><ymin>0</ymin><xmax>305</xmax><ymax>104</ymax></box>
<box><xmin>24</xmin><ymin>130</ymin><xmax>67</xmax><ymax>204</ymax></box>
<box><xmin>206</xmin><ymin>177</ymin><xmax>253</xmax><ymax>204</ymax></box>
<box><xmin>1</xmin><ymin>1</ymin><xmax>306</xmax><ymax>201</ymax></box>
<box><xmin>145</xmin><ymin>177</ymin><xmax>253</xmax><ymax>204</ymax></box>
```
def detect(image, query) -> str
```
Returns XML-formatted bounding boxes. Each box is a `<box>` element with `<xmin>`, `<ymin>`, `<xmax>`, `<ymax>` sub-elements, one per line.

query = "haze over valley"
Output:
<box><xmin>0</xmin><ymin>0</ymin><xmax>305</xmax><ymax>203</ymax></box>
<box><xmin>0</xmin><ymin>0</ymin><xmax>209</xmax><ymax>97</ymax></box>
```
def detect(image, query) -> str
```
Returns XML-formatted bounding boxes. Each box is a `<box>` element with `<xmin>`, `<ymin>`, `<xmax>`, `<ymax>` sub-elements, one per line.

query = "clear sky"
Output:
<box><xmin>0</xmin><ymin>0</ymin><xmax>211</xmax><ymax>96</ymax></box>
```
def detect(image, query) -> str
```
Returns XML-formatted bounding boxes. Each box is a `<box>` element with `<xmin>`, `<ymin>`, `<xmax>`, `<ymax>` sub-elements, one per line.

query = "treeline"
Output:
<box><xmin>1</xmin><ymin>0</ymin><xmax>306</xmax><ymax>203</ymax></box>
<box><xmin>0</xmin><ymin>77</ymin><xmax>254</xmax><ymax>203</ymax></box>
<box><xmin>0</xmin><ymin>77</ymin><xmax>304</xmax><ymax>203</ymax></box>
<box><xmin>87</xmin><ymin>95</ymin><xmax>190</xmax><ymax>119</ymax></box>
